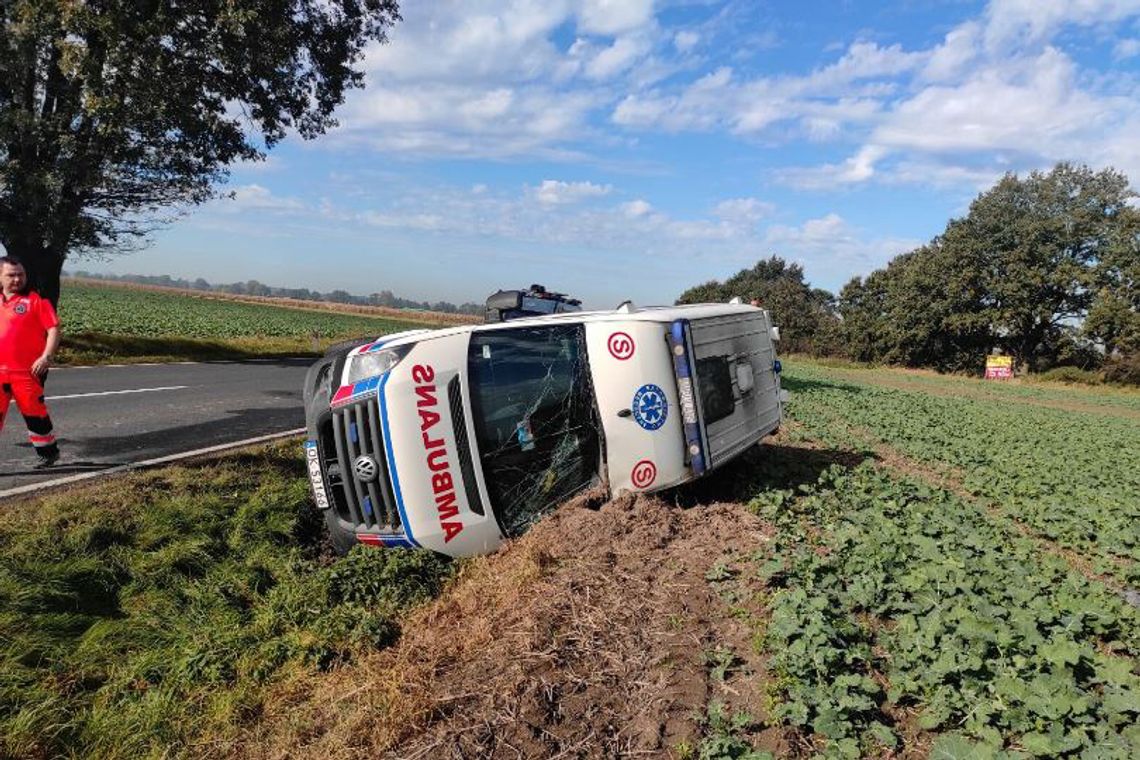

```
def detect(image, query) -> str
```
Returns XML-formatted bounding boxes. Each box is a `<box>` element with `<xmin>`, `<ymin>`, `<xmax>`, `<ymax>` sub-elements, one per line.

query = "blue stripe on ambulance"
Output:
<box><xmin>365</xmin><ymin>338</ymin><xmax>392</xmax><ymax>353</ymax></box>
<box><xmin>379</xmin><ymin>371</ymin><xmax>420</xmax><ymax>548</ymax></box>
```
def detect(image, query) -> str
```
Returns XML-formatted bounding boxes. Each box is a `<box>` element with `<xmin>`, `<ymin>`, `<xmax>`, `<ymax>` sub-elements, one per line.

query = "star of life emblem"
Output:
<box><xmin>632</xmin><ymin>383</ymin><xmax>667</xmax><ymax>431</ymax></box>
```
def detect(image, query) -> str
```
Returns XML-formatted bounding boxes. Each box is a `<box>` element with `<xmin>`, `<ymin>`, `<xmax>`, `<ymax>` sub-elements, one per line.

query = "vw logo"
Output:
<box><xmin>353</xmin><ymin>455</ymin><xmax>379</xmax><ymax>483</ymax></box>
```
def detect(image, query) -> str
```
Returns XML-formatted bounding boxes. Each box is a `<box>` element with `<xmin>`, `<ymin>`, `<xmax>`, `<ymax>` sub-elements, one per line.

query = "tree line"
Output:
<box><xmin>678</xmin><ymin>163</ymin><xmax>1139</xmax><ymax>383</ymax></box>
<box><xmin>66</xmin><ymin>271</ymin><xmax>483</xmax><ymax>315</ymax></box>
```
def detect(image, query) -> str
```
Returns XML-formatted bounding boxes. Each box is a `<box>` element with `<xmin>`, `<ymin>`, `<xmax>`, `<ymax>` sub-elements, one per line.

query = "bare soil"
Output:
<box><xmin>228</xmin><ymin>486</ymin><xmax>794</xmax><ymax>759</ymax></box>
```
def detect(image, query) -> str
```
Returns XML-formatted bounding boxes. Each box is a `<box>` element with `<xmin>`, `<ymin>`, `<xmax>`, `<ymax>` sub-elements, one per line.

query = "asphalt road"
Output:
<box><xmin>1</xmin><ymin>358</ymin><xmax>311</xmax><ymax>492</ymax></box>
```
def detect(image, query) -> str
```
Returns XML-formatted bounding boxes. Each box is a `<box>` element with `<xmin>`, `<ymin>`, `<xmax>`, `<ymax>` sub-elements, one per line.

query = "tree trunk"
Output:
<box><xmin>1017</xmin><ymin>320</ymin><xmax>1049</xmax><ymax>373</ymax></box>
<box><xmin>36</xmin><ymin>251</ymin><xmax>65</xmax><ymax>309</ymax></box>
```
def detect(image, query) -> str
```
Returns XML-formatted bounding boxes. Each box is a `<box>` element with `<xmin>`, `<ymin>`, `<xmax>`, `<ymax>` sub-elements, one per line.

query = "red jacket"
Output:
<box><xmin>0</xmin><ymin>290</ymin><xmax>59</xmax><ymax>372</ymax></box>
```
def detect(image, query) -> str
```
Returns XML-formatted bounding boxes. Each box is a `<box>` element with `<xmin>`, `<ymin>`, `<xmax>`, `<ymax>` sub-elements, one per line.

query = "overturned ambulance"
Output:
<box><xmin>303</xmin><ymin>301</ymin><xmax>784</xmax><ymax>558</ymax></box>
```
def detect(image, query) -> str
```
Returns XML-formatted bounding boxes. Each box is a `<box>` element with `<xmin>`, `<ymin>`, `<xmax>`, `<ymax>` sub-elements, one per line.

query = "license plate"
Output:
<box><xmin>304</xmin><ymin>441</ymin><xmax>331</xmax><ymax>510</ymax></box>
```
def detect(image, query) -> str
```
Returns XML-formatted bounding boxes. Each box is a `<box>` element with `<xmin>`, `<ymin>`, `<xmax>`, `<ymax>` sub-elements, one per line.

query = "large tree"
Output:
<box><xmin>677</xmin><ymin>256</ymin><xmax>840</xmax><ymax>355</ymax></box>
<box><xmin>940</xmin><ymin>163</ymin><xmax>1137</xmax><ymax>370</ymax></box>
<box><xmin>839</xmin><ymin>163</ymin><xmax>1140</xmax><ymax>373</ymax></box>
<box><xmin>839</xmin><ymin>241</ymin><xmax>992</xmax><ymax>372</ymax></box>
<box><xmin>1084</xmin><ymin>203</ymin><xmax>1140</xmax><ymax>356</ymax></box>
<box><xmin>0</xmin><ymin>0</ymin><xmax>400</xmax><ymax>305</ymax></box>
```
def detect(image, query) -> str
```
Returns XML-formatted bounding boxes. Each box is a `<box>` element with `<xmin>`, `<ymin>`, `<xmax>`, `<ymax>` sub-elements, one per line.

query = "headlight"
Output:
<box><xmin>344</xmin><ymin>344</ymin><xmax>412</xmax><ymax>384</ymax></box>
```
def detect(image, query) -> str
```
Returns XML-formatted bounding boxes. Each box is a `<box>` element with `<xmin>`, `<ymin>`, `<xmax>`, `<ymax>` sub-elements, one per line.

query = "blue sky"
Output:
<box><xmin>83</xmin><ymin>0</ymin><xmax>1140</xmax><ymax>309</ymax></box>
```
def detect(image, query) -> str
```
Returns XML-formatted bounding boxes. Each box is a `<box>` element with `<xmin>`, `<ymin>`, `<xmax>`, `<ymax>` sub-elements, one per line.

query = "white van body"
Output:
<box><xmin>303</xmin><ymin>303</ymin><xmax>783</xmax><ymax>558</ymax></box>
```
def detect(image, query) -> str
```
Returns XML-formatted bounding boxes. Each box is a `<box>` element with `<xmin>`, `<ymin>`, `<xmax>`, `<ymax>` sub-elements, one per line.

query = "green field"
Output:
<box><xmin>60</xmin><ymin>282</ymin><xmax>434</xmax><ymax>340</ymax></box>
<box><xmin>54</xmin><ymin>282</ymin><xmax>445</xmax><ymax>363</ymax></box>
<box><xmin>752</xmin><ymin>363</ymin><xmax>1140</xmax><ymax>758</ymax></box>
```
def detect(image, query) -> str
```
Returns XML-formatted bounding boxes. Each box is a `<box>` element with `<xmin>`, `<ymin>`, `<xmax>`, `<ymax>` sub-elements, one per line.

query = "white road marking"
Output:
<box><xmin>47</xmin><ymin>385</ymin><xmax>189</xmax><ymax>400</ymax></box>
<box><xmin>0</xmin><ymin>428</ymin><xmax>307</xmax><ymax>500</ymax></box>
<box><xmin>55</xmin><ymin>357</ymin><xmax>314</xmax><ymax>370</ymax></box>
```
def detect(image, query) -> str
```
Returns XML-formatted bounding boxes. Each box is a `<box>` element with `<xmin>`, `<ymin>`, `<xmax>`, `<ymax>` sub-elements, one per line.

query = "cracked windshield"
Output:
<box><xmin>467</xmin><ymin>324</ymin><xmax>599</xmax><ymax>536</ymax></box>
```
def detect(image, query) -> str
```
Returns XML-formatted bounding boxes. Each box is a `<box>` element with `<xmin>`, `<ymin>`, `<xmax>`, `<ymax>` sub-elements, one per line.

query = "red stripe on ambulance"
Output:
<box><xmin>411</xmin><ymin>364</ymin><xmax>464</xmax><ymax>542</ymax></box>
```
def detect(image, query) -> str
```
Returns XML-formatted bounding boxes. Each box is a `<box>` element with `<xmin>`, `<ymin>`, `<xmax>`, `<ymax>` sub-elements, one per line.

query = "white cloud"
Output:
<box><xmin>762</xmin><ymin>214</ymin><xmax>921</xmax><ymax>275</ymax></box>
<box><xmin>577</xmin><ymin>0</ymin><xmax>655</xmax><ymax>36</ymax></box>
<box><xmin>458</xmin><ymin>88</ymin><xmax>515</xmax><ymax>120</ymax></box>
<box><xmin>328</xmin><ymin>0</ymin><xmax>671</xmax><ymax>160</ymax></box>
<box><xmin>363</xmin><ymin>2</ymin><xmax>567</xmax><ymax>83</ymax></box>
<box><xmin>339</xmin><ymin>83</ymin><xmax>601</xmax><ymax>158</ymax></box>
<box><xmin>358</xmin><ymin>211</ymin><xmax>448</xmax><ymax>231</ymax></box>
<box><xmin>326</xmin><ymin>0</ymin><xmax>1140</xmax><ymax>189</ymax></box>
<box><xmin>777</xmin><ymin>145</ymin><xmax>888</xmax><ymax>189</ymax></box>
<box><xmin>983</xmin><ymin>0</ymin><xmax>1140</xmax><ymax>48</ymax></box>
<box><xmin>879</xmin><ymin>160</ymin><xmax>1004</xmax><ymax>191</ymax></box>
<box><xmin>1114</xmin><ymin>37</ymin><xmax>1140</xmax><ymax>58</ymax></box>
<box><xmin>712</xmin><ymin>198</ymin><xmax>774</xmax><ymax>224</ymax></box>
<box><xmin>769</xmin><ymin>4</ymin><xmax>1140</xmax><ymax>190</ymax></box>
<box><xmin>233</xmin><ymin>155</ymin><xmax>285</xmax><ymax>174</ymax></box>
<box><xmin>585</xmin><ymin>34</ymin><xmax>652</xmax><ymax>79</ymax></box>
<box><xmin>800</xmin><ymin>41</ymin><xmax>925</xmax><ymax>94</ymax></box>
<box><xmin>622</xmin><ymin>199</ymin><xmax>653</xmax><ymax>217</ymax></box>
<box><xmin>920</xmin><ymin>22</ymin><xmax>982</xmax><ymax>83</ymax></box>
<box><xmin>533</xmin><ymin>180</ymin><xmax>613</xmax><ymax>205</ymax></box>
<box><xmin>313</xmin><ymin>180</ymin><xmax>784</xmax><ymax>260</ymax></box>
<box><xmin>283</xmin><ymin>0</ymin><xmax>1140</xmax><ymax>202</ymax></box>
<box><xmin>673</xmin><ymin>30</ymin><xmax>699</xmax><ymax>53</ymax></box>
<box><xmin>224</xmin><ymin>185</ymin><xmax>304</xmax><ymax>213</ymax></box>
<box><xmin>610</xmin><ymin>40</ymin><xmax>918</xmax><ymax>137</ymax></box>
<box><xmin>613</xmin><ymin>66</ymin><xmax>735</xmax><ymax>131</ymax></box>
<box><xmin>330</xmin><ymin>4</ymin><xmax>585</xmax><ymax>159</ymax></box>
<box><xmin>612</xmin><ymin>93</ymin><xmax>670</xmax><ymax>127</ymax></box>
<box><xmin>873</xmin><ymin>48</ymin><xmax>1119</xmax><ymax>154</ymax></box>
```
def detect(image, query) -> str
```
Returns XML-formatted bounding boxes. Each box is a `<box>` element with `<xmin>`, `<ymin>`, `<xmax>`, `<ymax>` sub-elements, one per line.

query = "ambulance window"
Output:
<box><xmin>696</xmin><ymin>355</ymin><xmax>736</xmax><ymax>424</ymax></box>
<box><xmin>468</xmin><ymin>325</ymin><xmax>599</xmax><ymax>536</ymax></box>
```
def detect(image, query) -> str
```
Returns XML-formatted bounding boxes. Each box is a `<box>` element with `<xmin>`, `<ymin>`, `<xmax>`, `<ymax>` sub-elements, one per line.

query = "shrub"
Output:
<box><xmin>1102</xmin><ymin>354</ymin><xmax>1140</xmax><ymax>386</ymax></box>
<box><xmin>1035</xmin><ymin>366</ymin><xmax>1102</xmax><ymax>385</ymax></box>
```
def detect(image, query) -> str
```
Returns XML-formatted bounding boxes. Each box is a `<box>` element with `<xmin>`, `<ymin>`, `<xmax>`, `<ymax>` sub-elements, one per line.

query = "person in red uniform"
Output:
<box><xmin>0</xmin><ymin>256</ymin><xmax>61</xmax><ymax>467</ymax></box>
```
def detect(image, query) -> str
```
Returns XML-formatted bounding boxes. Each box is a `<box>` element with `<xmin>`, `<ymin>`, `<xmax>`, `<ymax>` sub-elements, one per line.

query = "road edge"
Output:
<box><xmin>0</xmin><ymin>428</ymin><xmax>307</xmax><ymax>500</ymax></box>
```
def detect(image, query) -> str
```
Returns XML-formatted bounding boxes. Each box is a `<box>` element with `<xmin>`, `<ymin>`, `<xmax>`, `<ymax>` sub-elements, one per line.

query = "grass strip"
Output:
<box><xmin>0</xmin><ymin>442</ymin><xmax>453</xmax><ymax>759</ymax></box>
<box><xmin>57</xmin><ymin>331</ymin><xmax>326</xmax><ymax>365</ymax></box>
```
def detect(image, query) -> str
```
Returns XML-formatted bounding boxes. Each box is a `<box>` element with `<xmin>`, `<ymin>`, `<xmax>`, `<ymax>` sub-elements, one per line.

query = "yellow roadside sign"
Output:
<box><xmin>985</xmin><ymin>355</ymin><xmax>1013</xmax><ymax>379</ymax></box>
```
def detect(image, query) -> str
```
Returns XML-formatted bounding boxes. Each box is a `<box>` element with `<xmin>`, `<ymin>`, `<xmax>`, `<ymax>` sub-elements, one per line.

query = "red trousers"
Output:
<box><xmin>0</xmin><ymin>369</ymin><xmax>58</xmax><ymax>457</ymax></box>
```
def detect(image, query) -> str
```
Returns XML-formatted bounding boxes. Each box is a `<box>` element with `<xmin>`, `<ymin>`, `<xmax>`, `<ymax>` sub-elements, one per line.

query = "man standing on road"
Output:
<box><xmin>0</xmin><ymin>256</ymin><xmax>61</xmax><ymax>468</ymax></box>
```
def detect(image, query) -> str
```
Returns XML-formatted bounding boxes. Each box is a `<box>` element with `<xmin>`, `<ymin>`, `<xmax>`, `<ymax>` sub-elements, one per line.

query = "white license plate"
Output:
<box><xmin>305</xmin><ymin>441</ymin><xmax>331</xmax><ymax>510</ymax></box>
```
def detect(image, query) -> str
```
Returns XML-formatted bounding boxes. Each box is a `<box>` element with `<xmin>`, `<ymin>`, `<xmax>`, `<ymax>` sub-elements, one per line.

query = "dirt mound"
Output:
<box><xmin>240</xmin><ymin>490</ymin><xmax>787</xmax><ymax>759</ymax></box>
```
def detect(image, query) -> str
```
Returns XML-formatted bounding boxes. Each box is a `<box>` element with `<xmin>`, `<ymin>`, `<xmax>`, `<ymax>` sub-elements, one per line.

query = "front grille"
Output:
<box><xmin>318</xmin><ymin>397</ymin><xmax>402</xmax><ymax>532</ymax></box>
<box><xmin>448</xmin><ymin>376</ymin><xmax>485</xmax><ymax>516</ymax></box>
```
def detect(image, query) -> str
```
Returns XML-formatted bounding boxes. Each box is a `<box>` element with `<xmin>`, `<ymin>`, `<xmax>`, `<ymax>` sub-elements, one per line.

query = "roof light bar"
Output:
<box><xmin>670</xmin><ymin>319</ymin><xmax>706</xmax><ymax>476</ymax></box>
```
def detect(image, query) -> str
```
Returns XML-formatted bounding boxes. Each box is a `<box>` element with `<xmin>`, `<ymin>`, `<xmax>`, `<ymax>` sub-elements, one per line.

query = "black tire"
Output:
<box><xmin>323</xmin><ymin>336</ymin><xmax>372</xmax><ymax>358</ymax></box>
<box><xmin>324</xmin><ymin>510</ymin><xmax>361</xmax><ymax>555</ymax></box>
<box><xmin>303</xmin><ymin>337</ymin><xmax>371</xmax><ymax>437</ymax></box>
